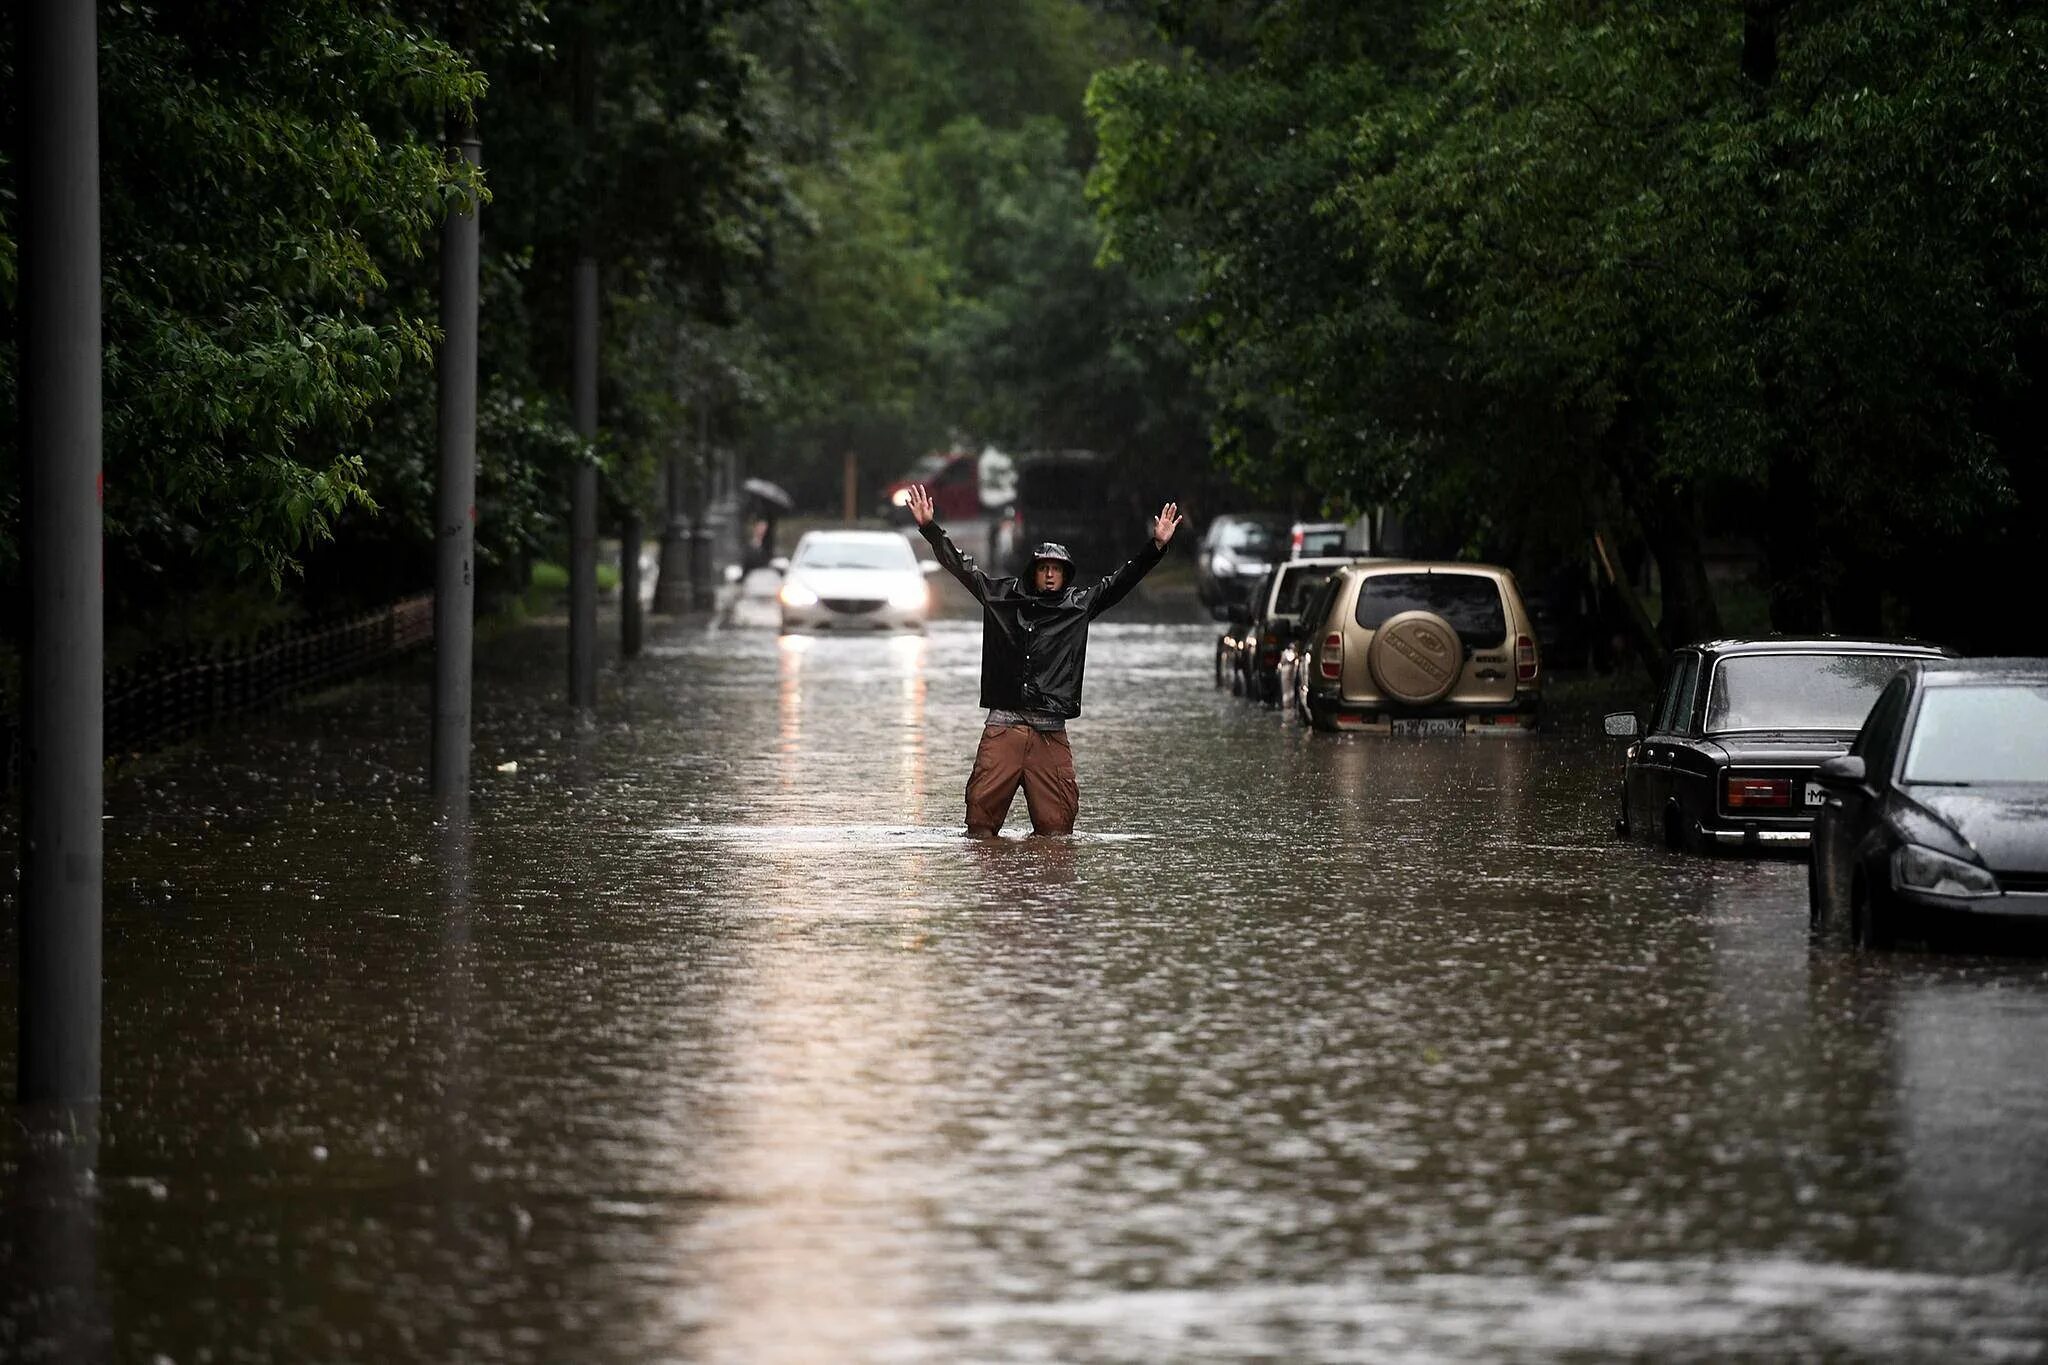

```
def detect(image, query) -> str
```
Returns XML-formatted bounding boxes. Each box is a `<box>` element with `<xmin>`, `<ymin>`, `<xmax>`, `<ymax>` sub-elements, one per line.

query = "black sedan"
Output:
<box><xmin>1810</xmin><ymin>659</ymin><xmax>2048</xmax><ymax>949</ymax></box>
<box><xmin>1606</xmin><ymin>638</ymin><xmax>1950</xmax><ymax>855</ymax></box>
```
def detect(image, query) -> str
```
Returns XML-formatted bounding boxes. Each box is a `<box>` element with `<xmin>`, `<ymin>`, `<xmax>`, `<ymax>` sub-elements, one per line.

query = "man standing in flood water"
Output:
<box><xmin>906</xmin><ymin>484</ymin><xmax>1183</xmax><ymax>837</ymax></box>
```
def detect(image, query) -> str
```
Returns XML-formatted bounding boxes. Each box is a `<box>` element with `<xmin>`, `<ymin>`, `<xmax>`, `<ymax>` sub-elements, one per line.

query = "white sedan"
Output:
<box><xmin>778</xmin><ymin>530</ymin><xmax>936</xmax><ymax>631</ymax></box>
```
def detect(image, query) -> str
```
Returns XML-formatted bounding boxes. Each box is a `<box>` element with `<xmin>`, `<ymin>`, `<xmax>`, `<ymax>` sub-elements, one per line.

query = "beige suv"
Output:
<box><xmin>1290</xmin><ymin>562</ymin><xmax>1540</xmax><ymax>734</ymax></box>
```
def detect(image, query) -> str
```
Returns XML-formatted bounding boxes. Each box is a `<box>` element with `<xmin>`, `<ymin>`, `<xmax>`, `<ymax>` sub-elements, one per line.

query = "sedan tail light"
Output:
<box><xmin>1726</xmin><ymin>775</ymin><xmax>1792</xmax><ymax>809</ymax></box>
<box><xmin>1319</xmin><ymin>631</ymin><xmax>1343</xmax><ymax>680</ymax></box>
<box><xmin>1516</xmin><ymin>634</ymin><xmax>1538</xmax><ymax>682</ymax></box>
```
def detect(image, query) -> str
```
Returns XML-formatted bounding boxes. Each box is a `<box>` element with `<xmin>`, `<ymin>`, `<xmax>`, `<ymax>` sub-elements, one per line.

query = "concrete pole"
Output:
<box><xmin>619</xmin><ymin>512</ymin><xmax>643</xmax><ymax>657</ymax></box>
<box><xmin>431</xmin><ymin>122</ymin><xmax>482</xmax><ymax>810</ymax></box>
<box><xmin>567</xmin><ymin>32</ymin><xmax>599</xmax><ymax>711</ymax></box>
<box><xmin>18</xmin><ymin>0</ymin><xmax>104</xmax><ymax>1106</ymax></box>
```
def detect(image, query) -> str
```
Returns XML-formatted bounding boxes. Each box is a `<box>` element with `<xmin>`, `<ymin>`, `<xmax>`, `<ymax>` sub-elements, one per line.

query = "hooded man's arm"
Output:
<box><xmin>1081</xmin><ymin>535</ymin><xmax>1167</xmax><ymax>620</ymax></box>
<box><xmin>918</xmin><ymin>519</ymin><xmax>992</xmax><ymax>605</ymax></box>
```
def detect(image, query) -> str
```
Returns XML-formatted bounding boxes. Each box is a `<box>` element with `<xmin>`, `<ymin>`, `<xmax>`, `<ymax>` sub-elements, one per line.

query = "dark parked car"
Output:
<box><xmin>1810</xmin><ymin>659</ymin><xmax>2048</xmax><ymax>949</ymax></box>
<box><xmin>1197</xmin><ymin>514</ymin><xmax>1287</xmax><ymax>616</ymax></box>
<box><xmin>1606</xmin><ymin>638</ymin><xmax>1951</xmax><ymax>854</ymax></box>
<box><xmin>1219</xmin><ymin>557</ymin><xmax>1357</xmax><ymax>704</ymax></box>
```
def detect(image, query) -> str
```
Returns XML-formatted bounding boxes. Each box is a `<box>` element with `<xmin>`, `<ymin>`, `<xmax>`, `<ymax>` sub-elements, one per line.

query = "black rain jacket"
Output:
<box><xmin>920</xmin><ymin>520</ymin><xmax>1164</xmax><ymax>719</ymax></box>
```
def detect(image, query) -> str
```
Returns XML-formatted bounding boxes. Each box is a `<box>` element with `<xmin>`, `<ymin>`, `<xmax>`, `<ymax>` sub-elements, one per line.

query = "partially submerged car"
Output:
<box><xmin>778</xmin><ymin>530</ymin><xmax>937</xmax><ymax>631</ymax></box>
<box><xmin>1219</xmin><ymin>557</ymin><xmax>1358</xmax><ymax>704</ymax></box>
<box><xmin>1810</xmin><ymin>658</ymin><xmax>2048</xmax><ymax>948</ymax></box>
<box><xmin>1291</xmin><ymin>561</ymin><xmax>1541</xmax><ymax>734</ymax></box>
<box><xmin>1606</xmin><ymin>638</ymin><xmax>1951</xmax><ymax>854</ymax></box>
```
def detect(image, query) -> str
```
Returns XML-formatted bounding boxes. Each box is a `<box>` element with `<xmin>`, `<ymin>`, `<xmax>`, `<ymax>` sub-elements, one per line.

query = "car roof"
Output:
<box><xmin>1332</xmin><ymin>559</ymin><xmax>1516</xmax><ymax>581</ymax></box>
<box><xmin>1688</xmin><ymin>636</ymin><xmax>1952</xmax><ymax>658</ymax></box>
<box><xmin>1910</xmin><ymin>657</ymin><xmax>2048</xmax><ymax>685</ymax></box>
<box><xmin>796</xmin><ymin>529</ymin><xmax>913</xmax><ymax>545</ymax></box>
<box><xmin>1280</xmin><ymin>555</ymin><xmax>1369</xmax><ymax>570</ymax></box>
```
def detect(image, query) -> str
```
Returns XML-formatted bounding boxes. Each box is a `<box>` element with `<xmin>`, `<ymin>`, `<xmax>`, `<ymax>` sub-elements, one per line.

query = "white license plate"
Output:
<box><xmin>1392</xmin><ymin>718</ymin><xmax>1464</xmax><ymax>737</ymax></box>
<box><xmin>1803</xmin><ymin>783</ymin><xmax>1827</xmax><ymax>807</ymax></box>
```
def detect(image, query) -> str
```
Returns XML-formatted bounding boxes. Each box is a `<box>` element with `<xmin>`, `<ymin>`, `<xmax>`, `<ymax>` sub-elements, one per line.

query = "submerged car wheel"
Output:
<box><xmin>1849</xmin><ymin>876</ymin><xmax>1898</xmax><ymax>951</ymax></box>
<box><xmin>1661</xmin><ymin>804</ymin><xmax>1691</xmax><ymax>854</ymax></box>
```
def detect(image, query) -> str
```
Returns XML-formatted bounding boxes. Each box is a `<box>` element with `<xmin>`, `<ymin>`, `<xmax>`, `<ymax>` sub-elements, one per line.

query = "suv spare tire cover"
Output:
<box><xmin>1367</xmin><ymin>609</ymin><xmax>1462</xmax><ymax>704</ymax></box>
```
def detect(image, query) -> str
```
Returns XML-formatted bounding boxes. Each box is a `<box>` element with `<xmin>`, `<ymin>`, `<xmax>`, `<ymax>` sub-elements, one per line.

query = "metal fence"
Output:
<box><xmin>4</xmin><ymin>593</ymin><xmax>434</xmax><ymax>786</ymax></box>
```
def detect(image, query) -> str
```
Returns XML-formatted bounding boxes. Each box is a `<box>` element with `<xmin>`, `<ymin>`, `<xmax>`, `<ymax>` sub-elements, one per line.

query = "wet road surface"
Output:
<box><xmin>5</xmin><ymin>614</ymin><xmax>2048</xmax><ymax>1362</ymax></box>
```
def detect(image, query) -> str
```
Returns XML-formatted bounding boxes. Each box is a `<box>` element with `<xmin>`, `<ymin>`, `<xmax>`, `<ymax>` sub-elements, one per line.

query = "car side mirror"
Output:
<box><xmin>1816</xmin><ymin>754</ymin><xmax>1867</xmax><ymax>788</ymax></box>
<box><xmin>920</xmin><ymin>559</ymin><xmax>942</xmax><ymax>576</ymax></box>
<box><xmin>1602</xmin><ymin>712</ymin><xmax>1640</xmax><ymax>738</ymax></box>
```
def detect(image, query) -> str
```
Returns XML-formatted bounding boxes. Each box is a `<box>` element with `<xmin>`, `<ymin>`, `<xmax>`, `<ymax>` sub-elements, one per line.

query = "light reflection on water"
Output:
<box><xmin>1</xmin><ymin>615</ymin><xmax>2045</xmax><ymax>1362</ymax></box>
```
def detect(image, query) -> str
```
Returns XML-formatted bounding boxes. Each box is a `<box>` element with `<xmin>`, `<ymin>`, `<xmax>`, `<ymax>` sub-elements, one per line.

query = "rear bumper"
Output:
<box><xmin>1307</xmin><ymin>690</ymin><xmax>1541</xmax><ymax>734</ymax></box>
<box><xmin>1697</xmin><ymin>822</ymin><xmax>1811</xmax><ymax>850</ymax></box>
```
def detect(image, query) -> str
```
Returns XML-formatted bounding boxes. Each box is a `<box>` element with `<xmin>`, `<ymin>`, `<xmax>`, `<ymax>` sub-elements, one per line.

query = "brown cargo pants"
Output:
<box><xmin>965</xmin><ymin>723</ymin><xmax>1079</xmax><ymax>837</ymax></box>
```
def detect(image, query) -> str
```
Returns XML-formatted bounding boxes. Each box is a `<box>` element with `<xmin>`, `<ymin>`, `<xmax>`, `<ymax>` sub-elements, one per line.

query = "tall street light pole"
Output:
<box><xmin>18</xmin><ymin>0</ymin><xmax>104</xmax><ymax>1105</ymax></box>
<box><xmin>431</xmin><ymin>119</ymin><xmax>482</xmax><ymax>810</ymax></box>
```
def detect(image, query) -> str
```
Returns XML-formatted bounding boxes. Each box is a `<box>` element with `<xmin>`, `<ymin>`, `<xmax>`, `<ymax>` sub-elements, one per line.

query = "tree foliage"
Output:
<box><xmin>1091</xmin><ymin>0</ymin><xmax>2048</xmax><ymax>652</ymax></box>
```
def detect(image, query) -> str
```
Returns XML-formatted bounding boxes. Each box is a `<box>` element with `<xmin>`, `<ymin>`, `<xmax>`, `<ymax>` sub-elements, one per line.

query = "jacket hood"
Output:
<box><xmin>1902</xmin><ymin>785</ymin><xmax>2048</xmax><ymax>876</ymax></box>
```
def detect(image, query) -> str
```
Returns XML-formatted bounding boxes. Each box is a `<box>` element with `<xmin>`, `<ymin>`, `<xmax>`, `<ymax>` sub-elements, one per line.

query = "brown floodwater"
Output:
<box><xmin>4</xmin><ymin>614</ymin><xmax>2046</xmax><ymax>1362</ymax></box>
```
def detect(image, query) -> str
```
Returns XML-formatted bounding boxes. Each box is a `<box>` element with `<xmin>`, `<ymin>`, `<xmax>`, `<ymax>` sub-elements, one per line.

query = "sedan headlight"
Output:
<box><xmin>888</xmin><ymin>581</ymin><xmax>928</xmax><ymax>610</ymax></box>
<box><xmin>779</xmin><ymin>582</ymin><xmax>819</xmax><ymax>608</ymax></box>
<box><xmin>1892</xmin><ymin>844</ymin><xmax>1999</xmax><ymax>898</ymax></box>
<box><xmin>1212</xmin><ymin>553</ymin><xmax>1237</xmax><ymax>577</ymax></box>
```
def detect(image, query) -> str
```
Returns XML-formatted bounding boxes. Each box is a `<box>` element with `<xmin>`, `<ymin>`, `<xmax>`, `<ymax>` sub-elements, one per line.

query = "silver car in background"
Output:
<box><xmin>778</xmin><ymin>530</ymin><xmax>936</xmax><ymax>631</ymax></box>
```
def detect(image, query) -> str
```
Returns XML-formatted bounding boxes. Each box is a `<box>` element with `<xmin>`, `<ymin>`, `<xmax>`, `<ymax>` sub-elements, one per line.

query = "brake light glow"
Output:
<box><xmin>1726</xmin><ymin>775</ymin><xmax>1792</xmax><ymax>809</ymax></box>
<box><xmin>1516</xmin><ymin>634</ymin><xmax>1538</xmax><ymax>682</ymax></box>
<box><xmin>1319</xmin><ymin>631</ymin><xmax>1343</xmax><ymax>680</ymax></box>
<box><xmin>1292</xmin><ymin>528</ymin><xmax>1306</xmax><ymax>551</ymax></box>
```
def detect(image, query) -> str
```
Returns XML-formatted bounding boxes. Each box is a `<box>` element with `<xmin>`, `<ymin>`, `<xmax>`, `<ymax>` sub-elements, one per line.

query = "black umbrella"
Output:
<box><xmin>742</xmin><ymin>477</ymin><xmax>795</xmax><ymax>513</ymax></box>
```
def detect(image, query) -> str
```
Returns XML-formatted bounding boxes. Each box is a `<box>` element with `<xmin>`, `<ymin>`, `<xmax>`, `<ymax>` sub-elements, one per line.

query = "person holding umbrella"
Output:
<box><xmin>905</xmin><ymin>483</ymin><xmax>1183</xmax><ymax>837</ymax></box>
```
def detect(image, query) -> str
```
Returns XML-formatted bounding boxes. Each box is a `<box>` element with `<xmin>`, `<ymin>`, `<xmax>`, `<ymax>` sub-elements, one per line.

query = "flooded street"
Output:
<box><xmin>6</xmin><ymin>615</ymin><xmax>2048</xmax><ymax>1362</ymax></box>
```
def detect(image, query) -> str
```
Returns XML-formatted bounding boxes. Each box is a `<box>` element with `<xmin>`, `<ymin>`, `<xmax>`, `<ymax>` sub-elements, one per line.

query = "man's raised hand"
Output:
<box><xmin>906</xmin><ymin>484</ymin><xmax>935</xmax><ymax>526</ymax></box>
<box><xmin>1152</xmin><ymin>502</ymin><xmax>1183</xmax><ymax>548</ymax></box>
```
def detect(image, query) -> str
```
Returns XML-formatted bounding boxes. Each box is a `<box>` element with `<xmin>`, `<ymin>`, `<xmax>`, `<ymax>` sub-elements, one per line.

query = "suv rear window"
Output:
<box><xmin>1354</xmin><ymin>573</ymin><xmax>1507</xmax><ymax>647</ymax></box>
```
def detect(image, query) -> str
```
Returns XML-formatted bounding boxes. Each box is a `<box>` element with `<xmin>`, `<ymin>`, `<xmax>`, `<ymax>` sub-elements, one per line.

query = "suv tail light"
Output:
<box><xmin>1291</xmin><ymin>528</ymin><xmax>1306</xmax><ymax>552</ymax></box>
<box><xmin>1726</xmin><ymin>775</ymin><xmax>1792</xmax><ymax>809</ymax></box>
<box><xmin>1516</xmin><ymin>634</ymin><xmax>1538</xmax><ymax>682</ymax></box>
<box><xmin>1319</xmin><ymin>631</ymin><xmax>1343</xmax><ymax>680</ymax></box>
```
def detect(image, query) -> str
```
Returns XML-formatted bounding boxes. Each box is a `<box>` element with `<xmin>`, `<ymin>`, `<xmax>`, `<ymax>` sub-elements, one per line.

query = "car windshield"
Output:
<box><xmin>1295</xmin><ymin>527</ymin><xmax>1345</xmax><ymax>555</ymax></box>
<box><xmin>1274</xmin><ymin>564</ymin><xmax>1336</xmax><ymax>617</ymax></box>
<box><xmin>1904</xmin><ymin>684</ymin><xmax>2048</xmax><ymax>785</ymax></box>
<box><xmin>795</xmin><ymin>538</ymin><xmax>915</xmax><ymax>571</ymax></box>
<box><xmin>1354</xmin><ymin>572</ymin><xmax>1507</xmax><ymax>648</ymax></box>
<box><xmin>1705</xmin><ymin>653</ymin><xmax>1914</xmax><ymax>733</ymax></box>
<box><xmin>1222</xmin><ymin>523</ymin><xmax>1279</xmax><ymax>554</ymax></box>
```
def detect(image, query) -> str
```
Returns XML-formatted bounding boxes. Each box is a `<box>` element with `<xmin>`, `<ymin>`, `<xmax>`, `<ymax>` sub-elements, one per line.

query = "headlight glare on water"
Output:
<box><xmin>1892</xmin><ymin>844</ymin><xmax>1998</xmax><ymax>898</ymax></box>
